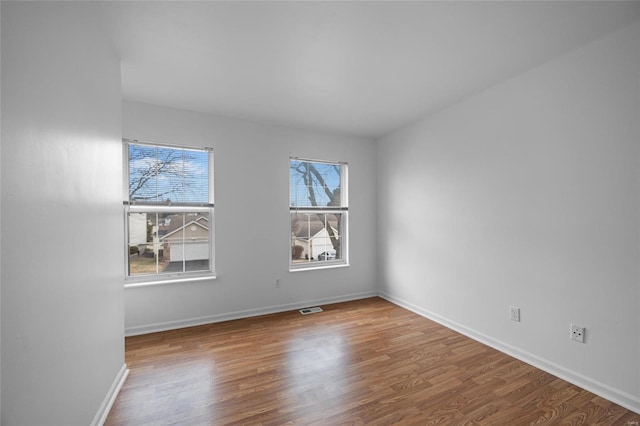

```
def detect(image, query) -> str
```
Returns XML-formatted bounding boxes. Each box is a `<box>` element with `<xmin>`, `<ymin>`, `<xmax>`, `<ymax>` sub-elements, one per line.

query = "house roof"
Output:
<box><xmin>291</xmin><ymin>213</ymin><xmax>339</xmax><ymax>239</ymax></box>
<box><xmin>159</xmin><ymin>214</ymin><xmax>209</xmax><ymax>240</ymax></box>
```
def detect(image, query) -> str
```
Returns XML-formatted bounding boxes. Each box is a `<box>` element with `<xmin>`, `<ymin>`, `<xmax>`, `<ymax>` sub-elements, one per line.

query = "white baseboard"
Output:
<box><xmin>91</xmin><ymin>363</ymin><xmax>129</xmax><ymax>426</ymax></box>
<box><xmin>125</xmin><ymin>291</ymin><xmax>378</xmax><ymax>336</ymax></box>
<box><xmin>378</xmin><ymin>291</ymin><xmax>640</xmax><ymax>415</ymax></box>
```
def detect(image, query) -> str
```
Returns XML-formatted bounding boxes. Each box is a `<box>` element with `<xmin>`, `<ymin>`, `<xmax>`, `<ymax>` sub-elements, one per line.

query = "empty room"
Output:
<box><xmin>2</xmin><ymin>1</ymin><xmax>640</xmax><ymax>424</ymax></box>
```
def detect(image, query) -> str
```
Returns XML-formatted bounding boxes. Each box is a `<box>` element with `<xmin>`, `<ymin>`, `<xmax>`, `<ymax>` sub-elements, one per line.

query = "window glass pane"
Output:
<box><xmin>290</xmin><ymin>160</ymin><xmax>342</xmax><ymax>208</ymax></box>
<box><xmin>291</xmin><ymin>212</ymin><xmax>342</xmax><ymax>263</ymax></box>
<box><xmin>128</xmin><ymin>145</ymin><xmax>158</xmax><ymax>203</ymax></box>
<box><xmin>181</xmin><ymin>149</ymin><xmax>209</xmax><ymax>204</ymax></box>
<box><xmin>128</xmin><ymin>211</ymin><xmax>211</xmax><ymax>276</ymax></box>
<box><xmin>128</xmin><ymin>143</ymin><xmax>209</xmax><ymax>205</ymax></box>
<box><xmin>128</xmin><ymin>212</ymin><xmax>169</xmax><ymax>276</ymax></box>
<box><xmin>184</xmin><ymin>240</ymin><xmax>211</xmax><ymax>272</ymax></box>
<box><xmin>162</xmin><ymin>212</ymin><xmax>210</xmax><ymax>272</ymax></box>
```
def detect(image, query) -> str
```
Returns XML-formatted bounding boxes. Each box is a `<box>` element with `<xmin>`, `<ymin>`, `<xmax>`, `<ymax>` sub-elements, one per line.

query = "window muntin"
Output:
<box><xmin>124</xmin><ymin>140</ymin><xmax>214</xmax><ymax>282</ymax></box>
<box><xmin>290</xmin><ymin>158</ymin><xmax>347</xmax><ymax>269</ymax></box>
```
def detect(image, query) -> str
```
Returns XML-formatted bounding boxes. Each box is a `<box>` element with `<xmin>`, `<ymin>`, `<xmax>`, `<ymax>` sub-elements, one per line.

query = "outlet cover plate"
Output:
<box><xmin>509</xmin><ymin>306</ymin><xmax>520</xmax><ymax>322</ymax></box>
<box><xmin>570</xmin><ymin>324</ymin><xmax>585</xmax><ymax>343</ymax></box>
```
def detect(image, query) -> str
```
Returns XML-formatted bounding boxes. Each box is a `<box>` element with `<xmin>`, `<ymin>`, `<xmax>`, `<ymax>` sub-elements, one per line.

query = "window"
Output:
<box><xmin>124</xmin><ymin>139</ymin><xmax>214</xmax><ymax>283</ymax></box>
<box><xmin>290</xmin><ymin>158</ymin><xmax>348</xmax><ymax>269</ymax></box>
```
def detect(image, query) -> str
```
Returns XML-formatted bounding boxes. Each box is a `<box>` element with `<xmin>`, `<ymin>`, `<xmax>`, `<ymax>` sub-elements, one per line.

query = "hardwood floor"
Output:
<box><xmin>105</xmin><ymin>297</ymin><xmax>640</xmax><ymax>425</ymax></box>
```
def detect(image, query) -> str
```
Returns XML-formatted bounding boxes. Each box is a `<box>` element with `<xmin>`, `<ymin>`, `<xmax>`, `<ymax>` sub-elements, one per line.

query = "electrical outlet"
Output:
<box><xmin>570</xmin><ymin>324</ymin><xmax>585</xmax><ymax>343</ymax></box>
<box><xmin>275</xmin><ymin>278</ymin><xmax>281</xmax><ymax>288</ymax></box>
<box><xmin>509</xmin><ymin>306</ymin><xmax>520</xmax><ymax>322</ymax></box>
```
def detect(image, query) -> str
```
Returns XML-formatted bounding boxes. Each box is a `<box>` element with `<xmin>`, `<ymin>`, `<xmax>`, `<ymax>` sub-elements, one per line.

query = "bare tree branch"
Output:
<box><xmin>128</xmin><ymin>147</ymin><xmax>187</xmax><ymax>202</ymax></box>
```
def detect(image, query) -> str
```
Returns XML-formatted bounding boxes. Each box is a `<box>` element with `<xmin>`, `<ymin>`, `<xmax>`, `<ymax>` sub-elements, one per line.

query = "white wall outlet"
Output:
<box><xmin>570</xmin><ymin>324</ymin><xmax>585</xmax><ymax>343</ymax></box>
<box><xmin>509</xmin><ymin>306</ymin><xmax>520</xmax><ymax>322</ymax></box>
<box><xmin>275</xmin><ymin>278</ymin><xmax>281</xmax><ymax>288</ymax></box>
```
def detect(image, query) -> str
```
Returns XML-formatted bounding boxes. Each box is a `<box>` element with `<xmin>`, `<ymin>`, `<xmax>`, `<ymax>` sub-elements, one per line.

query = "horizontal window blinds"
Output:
<box><xmin>128</xmin><ymin>142</ymin><xmax>210</xmax><ymax>206</ymax></box>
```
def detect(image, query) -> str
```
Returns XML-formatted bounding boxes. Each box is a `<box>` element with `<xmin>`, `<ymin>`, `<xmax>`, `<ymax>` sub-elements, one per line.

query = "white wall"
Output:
<box><xmin>0</xmin><ymin>1</ymin><xmax>2</xmax><ymax>423</ymax></box>
<box><xmin>0</xmin><ymin>2</ymin><xmax>3</xmax><ymax>420</ymax></box>
<box><xmin>123</xmin><ymin>101</ymin><xmax>377</xmax><ymax>334</ymax></box>
<box><xmin>377</xmin><ymin>21</ymin><xmax>640</xmax><ymax>412</ymax></box>
<box><xmin>1</xmin><ymin>3</ymin><xmax>125</xmax><ymax>425</ymax></box>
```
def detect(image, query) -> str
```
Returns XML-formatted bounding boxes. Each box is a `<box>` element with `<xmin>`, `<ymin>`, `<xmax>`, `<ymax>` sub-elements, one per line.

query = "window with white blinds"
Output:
<box><xmin>124</xmin><ymin>139</ymin><xmax>215</xmax><ymax>284</ymax></box>
<box><xmin>290</xmin><ymin>158</ymin><xmax>348</xmax><ymax>269</ymax></box>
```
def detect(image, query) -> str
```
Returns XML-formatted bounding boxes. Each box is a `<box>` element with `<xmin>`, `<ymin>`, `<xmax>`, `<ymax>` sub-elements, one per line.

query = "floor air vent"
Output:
<box><xmin>299</xmin><ymin>307</ymin><xmax>323</xmax><ymax>315</ymax></box>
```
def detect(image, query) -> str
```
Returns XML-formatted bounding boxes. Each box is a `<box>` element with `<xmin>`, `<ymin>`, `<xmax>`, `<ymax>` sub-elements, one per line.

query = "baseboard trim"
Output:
<box><xmin>91</xmin><ymin>363</ymin><xmax>129</xmax><ymax>426</ymax></box>
<box><xmin>378</xmin><ymin>291</ymin><xmax>640</xmax><ymax>415</ymax></box>
<box><xmin>125</xmin><ymin>291</ymin><xmax>378</xmax><ymax>336</ymax></box>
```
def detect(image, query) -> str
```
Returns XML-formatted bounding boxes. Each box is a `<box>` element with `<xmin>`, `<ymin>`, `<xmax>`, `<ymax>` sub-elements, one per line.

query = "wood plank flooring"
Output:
<box><xmin>105</xmin><ymin>297</ymin><xmax>640</xmax><ymax>425</ymax></box>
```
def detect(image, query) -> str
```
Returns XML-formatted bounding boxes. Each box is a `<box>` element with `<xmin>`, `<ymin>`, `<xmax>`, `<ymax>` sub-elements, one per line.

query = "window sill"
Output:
<box><xmin>289</xmin><ymin>262</ymin><xmax>349</xmax><ymax>272</ymax></box>
<box><xmin>124</xmin><ymin>273</ymin><xmax>216</xmax><ymax>288</ymax></box>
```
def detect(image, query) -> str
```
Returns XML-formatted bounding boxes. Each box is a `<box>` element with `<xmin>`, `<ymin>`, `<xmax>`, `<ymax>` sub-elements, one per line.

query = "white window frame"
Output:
<box><xmin>289</xmin><ymin>157</ymin><xmax>348</xmax><ymax>271</ymax></box>
<box><xmin>123</xmin><ymin>139</ymin><xmax>215</xmax><ymax>286</ymax></box>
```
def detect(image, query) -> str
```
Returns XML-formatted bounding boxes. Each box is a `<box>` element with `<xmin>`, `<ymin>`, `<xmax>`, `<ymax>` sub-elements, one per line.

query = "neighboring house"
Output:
<box><xmin>128</xmin><ymin>213</ymin><xmax>148</xmax><ymax>246</ymax></box>
<box><xmin>159</xmin><ymin>214</ymin><xmax>210</xmax><ymax>262</ymax></box>
<box><xmin>291</xmin><ymin>213</ymin><xmax>339</xmax><ymax>260</ymax></box>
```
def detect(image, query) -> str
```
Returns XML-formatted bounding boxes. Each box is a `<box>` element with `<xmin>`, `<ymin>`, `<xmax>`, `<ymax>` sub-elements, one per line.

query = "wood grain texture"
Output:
<box><xmin>106</xmin><ymin>297</ymin><xmax>640</xmax><ymax>425</ymax></box>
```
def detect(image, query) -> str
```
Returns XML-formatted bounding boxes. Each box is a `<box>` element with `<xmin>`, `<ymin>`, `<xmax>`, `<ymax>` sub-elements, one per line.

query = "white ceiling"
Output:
<box><xmin>98</xmin><ymin>1</ymin><xmax>640</xmax><ymax>139</ymax></box>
